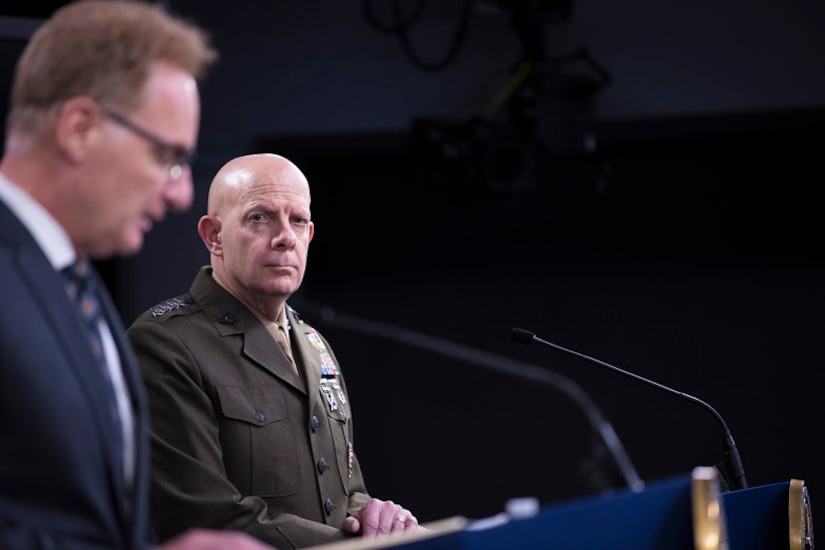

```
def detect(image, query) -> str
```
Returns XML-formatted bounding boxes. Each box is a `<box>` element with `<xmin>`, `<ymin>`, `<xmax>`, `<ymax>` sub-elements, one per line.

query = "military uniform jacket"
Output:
<box><xmin>127</xmin><ymin>266</ymin><xmax>371</xmax><ymax>549</ymax></box>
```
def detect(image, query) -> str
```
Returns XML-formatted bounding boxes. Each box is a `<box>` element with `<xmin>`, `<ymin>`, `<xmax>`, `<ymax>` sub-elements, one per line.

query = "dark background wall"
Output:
<box><xmin>2</xmin><ymin>0</ymin><xmax>824</xmax><ymax>524</ymax></box>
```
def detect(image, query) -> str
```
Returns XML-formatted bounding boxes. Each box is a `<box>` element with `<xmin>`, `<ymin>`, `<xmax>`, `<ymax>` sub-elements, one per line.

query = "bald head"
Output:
<box><xmin>206</xmin><ymin>153</ymin><xmax>310</xmax><ymax>217</ymax></box>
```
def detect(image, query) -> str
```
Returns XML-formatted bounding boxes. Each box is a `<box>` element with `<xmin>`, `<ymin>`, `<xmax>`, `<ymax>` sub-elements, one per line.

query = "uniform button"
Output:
<box><xmin>317</xmin><ymin>458</ymin><xmax>327</xmax><ymax>474</ymax></box>
<box><xmin>324</xmin><ymin>498</ymin><xmax>335</xmax><ymax>516</ymax></box>
<box><xmin>310</xmin><ymin>416</ymin><xmax>319</xmax><ymax>432</ymax></box>
<box><xmin>254</xmin><ymin>411</ymin><xmax>265</xmax><ymax>422</ymax></box>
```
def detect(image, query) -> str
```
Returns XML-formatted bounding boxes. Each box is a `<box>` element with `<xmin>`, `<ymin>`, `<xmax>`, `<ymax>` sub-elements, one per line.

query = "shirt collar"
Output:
<box><xmin>210</xmin><ymin>269</ymin><xmax>287</xmax><ymax>329</ymax></box>
<box><xmin>0</xmin><ymin>171</ymin><xmax>75</xmax><ymax>271</ymax></box>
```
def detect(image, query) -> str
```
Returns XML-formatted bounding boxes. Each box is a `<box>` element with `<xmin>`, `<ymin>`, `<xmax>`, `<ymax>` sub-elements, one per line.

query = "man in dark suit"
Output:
<box><xmin>127</xmin><ymin>153</ymin><xmax>422</xmax><ymax>549</ymax></box>
<box><xmin>0</xmin><ymin>2</ymin><xmax>274</xmax><ymax>549</ymax></box>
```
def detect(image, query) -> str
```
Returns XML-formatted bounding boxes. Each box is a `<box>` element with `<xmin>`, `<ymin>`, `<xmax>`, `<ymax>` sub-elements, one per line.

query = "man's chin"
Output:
<box><xmin>113</xmin><ymin>233</ymin><xmax>145</xmax><ymax>258</ymax></box>
<box><xmin>266</xmin><ymin>280</ymin><xmax>300</xmax><ymax>298</ymax></box>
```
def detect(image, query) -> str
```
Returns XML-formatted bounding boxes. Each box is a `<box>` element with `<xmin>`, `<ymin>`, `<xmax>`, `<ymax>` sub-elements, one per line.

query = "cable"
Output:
<box><xmin>362</xmin><ymin>0</ymin><xmax>426</xmax><ymax>33</ymax></box>
<box><xmin>362</xmin><ymin>0</ymin><xmax>475</xmax><ymax>73</ymax></box>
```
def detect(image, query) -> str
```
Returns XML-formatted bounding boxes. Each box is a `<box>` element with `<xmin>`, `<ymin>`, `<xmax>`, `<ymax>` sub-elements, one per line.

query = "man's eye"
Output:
<box><xmin>153</xmin><ymin>144</ymin><xmax>191</xmax><ymax>167</ymax></box>
<box><xmin>153</xmin><ymin>145</ymin><xmax>178</xmax><ymax>166</ymax></box>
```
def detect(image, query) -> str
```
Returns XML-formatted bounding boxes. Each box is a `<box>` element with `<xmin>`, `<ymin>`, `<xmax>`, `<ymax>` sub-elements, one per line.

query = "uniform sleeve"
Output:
<box><xmin>127</xmin><ymin>320</ymin><xmax>354</xmax><ymax>549</ymax></box>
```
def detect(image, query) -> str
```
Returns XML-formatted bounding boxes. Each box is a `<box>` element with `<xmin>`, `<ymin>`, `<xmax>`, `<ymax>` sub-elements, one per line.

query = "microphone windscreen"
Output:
<box><xmin>511</xmin><ymin>328</ymin><xmax>535</xmax><ymax>344</ymax></box>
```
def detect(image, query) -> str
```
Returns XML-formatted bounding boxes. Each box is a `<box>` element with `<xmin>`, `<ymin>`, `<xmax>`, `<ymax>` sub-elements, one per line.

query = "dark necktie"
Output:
<box><xmin>62</xmin><ymin>259</ymin><xmax>124</xmax><ymax>471</ymax></box>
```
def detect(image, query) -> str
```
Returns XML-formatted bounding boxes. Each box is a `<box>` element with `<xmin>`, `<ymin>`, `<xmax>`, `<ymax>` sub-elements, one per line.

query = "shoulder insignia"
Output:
<box><xmin>148</xmin><ymin>296</ymin><xmax>191</xmax><ymax>317</ymax></box>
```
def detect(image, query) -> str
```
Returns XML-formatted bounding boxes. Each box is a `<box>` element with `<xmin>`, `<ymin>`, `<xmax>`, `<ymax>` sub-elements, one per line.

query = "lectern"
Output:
<box><xmin>305</xmin><ymin>468</ymin><xmax>814</xmax><ymax>550</ymax></box>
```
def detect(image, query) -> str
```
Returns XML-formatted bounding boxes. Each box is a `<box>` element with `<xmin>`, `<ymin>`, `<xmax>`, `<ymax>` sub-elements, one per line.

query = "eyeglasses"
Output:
<box><xmin>102</xmin><ymin>109</ymin><xmax>196</xmax><ymax>180</ymax></box>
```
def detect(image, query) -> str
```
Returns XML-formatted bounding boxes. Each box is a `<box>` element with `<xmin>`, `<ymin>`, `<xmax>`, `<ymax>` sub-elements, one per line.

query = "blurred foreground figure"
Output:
<box><xmin>0</xmin><ymin>2</ymin><xmax>274</xmax><ymax>548</ymax></box>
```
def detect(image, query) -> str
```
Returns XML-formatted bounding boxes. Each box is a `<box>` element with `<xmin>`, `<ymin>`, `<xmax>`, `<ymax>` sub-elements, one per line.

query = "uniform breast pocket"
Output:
<box><xmin>216</xmin><ymin>385</ymin><xmax>301</xmax><ymax>497</ymax></box>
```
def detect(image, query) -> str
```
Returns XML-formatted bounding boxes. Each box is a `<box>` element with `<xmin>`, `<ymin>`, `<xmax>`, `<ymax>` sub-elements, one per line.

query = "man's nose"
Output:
<box><xmin>271</xmin><ymin>224</ymin><xmax>297</xmax><ymax>249</ymax></box>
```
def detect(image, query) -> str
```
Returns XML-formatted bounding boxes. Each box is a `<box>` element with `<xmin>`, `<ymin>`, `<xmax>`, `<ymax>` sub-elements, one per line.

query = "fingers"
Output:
<box><xmin>391</xmin><ymin>511</ymin><xmax>408</xmax><ymax>533</ymax></box>
<box><xmin>391</xmin><ymin>510</ymin><xmax>420</xmax><ymax>533</ymax></box>
<box><xmin>341</xmin><ymin>515</ymin><xmax>361</xmax><ymax>534</ymax></box>
<box><xmin>355</xmin><ymin>499</ymin><xmax>419</xmax><ymax>537</ymax></box>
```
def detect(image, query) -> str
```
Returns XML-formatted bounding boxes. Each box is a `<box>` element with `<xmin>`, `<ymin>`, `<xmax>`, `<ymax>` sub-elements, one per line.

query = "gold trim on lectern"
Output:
<box><xmin>788</xmin><ymin>478</ymin><xmax>814</xmax><ymax>550</ymax></box>
<box><xmin>692</xmin><ymin>466</ymin><xmax>729</xmax><ymax>550</ymax></box>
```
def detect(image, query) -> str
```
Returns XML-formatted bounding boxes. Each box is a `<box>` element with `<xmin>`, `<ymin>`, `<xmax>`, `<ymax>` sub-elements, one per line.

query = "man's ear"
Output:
<box><xmin>54</xmin><ymin>96</ymin><xmax>100</xmax><ymax>163</ymax></box>
<box><xmin>198</xmin><ymin>215</ymin><xmax>222</xmax><ymax>256</ymax></box>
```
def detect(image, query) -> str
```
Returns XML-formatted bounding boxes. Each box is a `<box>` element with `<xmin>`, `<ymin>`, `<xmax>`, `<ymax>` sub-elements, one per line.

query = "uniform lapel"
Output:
<box><xmin>288</xmin><ymin>308</ymin><xmax>323</xmax><ymax>411</ymax></box>
<box><xmin>242</xmin><ymin>318</ymin><xmax>305</xmax><ymax>392</ymax></box>
<box><xmin>287</xmin><ymin>306</ymin><xmax>337</xmax><ymax>418</ymax></box>
<box><xmin>191</xmin><ymin>267</ymin><xmax>306</xmax><ymax>392</ymax></box>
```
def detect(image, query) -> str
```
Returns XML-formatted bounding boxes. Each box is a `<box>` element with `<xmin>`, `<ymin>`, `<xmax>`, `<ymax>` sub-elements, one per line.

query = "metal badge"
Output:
<box><xmin>319</xmin><ymin>379</ymin><xmax>339</xmax><ymax>412</ymax></box>
<box><xmin>347</xmin><ymin>441</ymin><xmax>353</xmax><ymax>478</ymax></box>
<box><xmin>331</xmin><ymin>379</ymin><xmax>347</xmax><ymax>405</ymax></box>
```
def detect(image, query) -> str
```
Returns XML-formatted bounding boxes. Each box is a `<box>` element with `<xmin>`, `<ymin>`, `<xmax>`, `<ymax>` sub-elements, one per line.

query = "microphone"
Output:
<box><xmin>510</xmin><ymin>328</ymin><xmax>747</xmax><ymax>491</ymax></box>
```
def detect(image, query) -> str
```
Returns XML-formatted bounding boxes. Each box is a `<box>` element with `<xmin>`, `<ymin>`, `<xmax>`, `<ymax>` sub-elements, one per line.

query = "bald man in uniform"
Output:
<box><xmin>127</xmin><ymin>153</ymin><xmax>421</xmax><ymax>549</ymax></box>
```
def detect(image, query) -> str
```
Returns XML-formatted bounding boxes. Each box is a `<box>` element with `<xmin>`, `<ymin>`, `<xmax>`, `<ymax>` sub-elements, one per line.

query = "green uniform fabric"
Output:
<box><xmin>127</xmin><ymin>266</ymin><xmax>371</xmax><ymax>549</ymax></box>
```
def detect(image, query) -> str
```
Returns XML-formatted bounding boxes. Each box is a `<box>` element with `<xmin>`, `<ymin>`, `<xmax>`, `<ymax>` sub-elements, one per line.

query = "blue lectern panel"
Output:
<box><xmin>722</xmin><ymin>481</ymin><xmax>789</xmax><ymax>550</ymax></box>
<box><xmin>397</xmin><ymin>474</ymin><xmax>696</xmax><ymax>550</ymax></box>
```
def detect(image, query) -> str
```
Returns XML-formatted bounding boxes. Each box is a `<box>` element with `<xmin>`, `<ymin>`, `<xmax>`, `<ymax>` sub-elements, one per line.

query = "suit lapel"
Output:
<box><xmin>94</xmin><ymin>268</ymin><xmax>148</xmax><ymax>422</ymax></box>
<box><xmin>14</xmin><ymin>235</ymin><xmax>126</xmax><ymax>510</ymax></box>
<box><xmin>93</xmin><ymin>267</ymin><xmax>149</xmax><ymax>533</ymax></box>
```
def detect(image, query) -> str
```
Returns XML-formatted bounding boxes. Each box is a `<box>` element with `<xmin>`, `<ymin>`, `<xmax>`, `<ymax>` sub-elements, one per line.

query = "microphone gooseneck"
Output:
<box><xmin>510</xmin><ymin>328</ymin><xmax>747</xmax><ymax>491</ymax></box>
<box><xmin>298</xmin><ymin>300</ymin><xmax>645</xmax><ymax>493</ymax></box>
